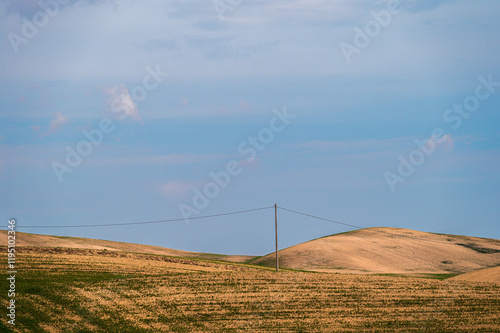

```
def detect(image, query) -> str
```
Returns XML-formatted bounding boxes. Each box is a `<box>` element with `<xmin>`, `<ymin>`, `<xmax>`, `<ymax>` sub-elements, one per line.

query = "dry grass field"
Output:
<box><xmin>1</xmin><ymin>246</ymin><xmax>499</xmax><ymax>332</ymax></box>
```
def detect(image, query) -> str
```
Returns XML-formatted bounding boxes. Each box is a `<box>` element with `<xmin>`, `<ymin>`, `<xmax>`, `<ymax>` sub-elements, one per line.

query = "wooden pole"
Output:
<box><xmin>275</xmin><ymin>204</ymin><xmax>279</xmax><ymax>272</ymax></box>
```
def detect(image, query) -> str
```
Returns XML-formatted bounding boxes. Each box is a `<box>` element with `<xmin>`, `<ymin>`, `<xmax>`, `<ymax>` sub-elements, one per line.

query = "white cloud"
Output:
<box><xmin>103</xmin><ymin>84</ymin><xmax>141</xmax><ymax>122</ymax></box>
<box><xmin>49</xmin><ymin>112</ymin><xmax>69</xmax><ymax>132</ymax></box>
<box><xmin>38</xmin><ymin>112</ymin><xmax>69</xmax><ymax>137</ymax></box>
<box><xmin>439</xmin><ymin>134</ymin><xmax>454</xmax><ymax>153</ymax></box>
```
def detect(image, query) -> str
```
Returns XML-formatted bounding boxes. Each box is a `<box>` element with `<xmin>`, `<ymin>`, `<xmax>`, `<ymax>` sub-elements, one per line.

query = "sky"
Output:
<box><xmin>1</xmin><ymin>0</ymin><xmax>499</xmax><ymax>255</ymax></box>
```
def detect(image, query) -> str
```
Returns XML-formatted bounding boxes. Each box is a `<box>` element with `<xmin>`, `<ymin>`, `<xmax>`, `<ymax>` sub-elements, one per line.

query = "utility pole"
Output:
<box><xmin>275</xmin><ymin>204</ymin><xmax>279</xmax><ymax>272</ymax></box>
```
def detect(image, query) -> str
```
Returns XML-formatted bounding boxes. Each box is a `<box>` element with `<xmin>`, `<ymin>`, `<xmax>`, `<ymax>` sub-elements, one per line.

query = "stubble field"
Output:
<box><xmin>1</xmin><ymin>247</ymin><xmax>499</xmax><ymax>332</ymax></box>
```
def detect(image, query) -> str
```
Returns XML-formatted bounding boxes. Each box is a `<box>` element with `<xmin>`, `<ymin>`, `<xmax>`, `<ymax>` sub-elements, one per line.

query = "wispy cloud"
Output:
<box><xmin>289</xmin><ymin>137</ymin><xmax>415</xmax><ymax>155</ymax></box>
<box><xmin>185</xmin><ymin>35</ymin><xmax>278</xmax><ymax>59</ymax></box>
<box><xmin>401</xmin><ymin>0</ymin><xmax>452</xmax><ymax>13</ymax></box>
<box><xmin>35</xmin><ymin>112</ymin><xmax>69</xmax><ymax>138</ymax></box>
<box><xmin>48</xmin><ymin>112</ymin><xmax>69</xmax><ymax>134</ymax></box>
<box><xmin>86</xmin><ymin>152</ymin><xmax>231</xmax><ymax>167</ymax></box>
<box><xmin>159</xmin><ymin>181</ymin><xmax>197</xmax><ymax>200</ymax></box>
<box><xmin>143</xmin><ymin>38</ymin><xmax>180</xmax><ymax>53</ymax></box>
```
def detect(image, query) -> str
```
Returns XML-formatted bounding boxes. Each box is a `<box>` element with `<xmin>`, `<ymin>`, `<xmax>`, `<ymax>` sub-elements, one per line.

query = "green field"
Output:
<box><xmin>2</xmin><ymin>247</ymin><xmax>499</xmax><ymax>332</ymax></box>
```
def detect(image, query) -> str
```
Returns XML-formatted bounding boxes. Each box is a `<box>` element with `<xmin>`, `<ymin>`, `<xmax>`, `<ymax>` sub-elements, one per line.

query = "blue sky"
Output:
<box><xmin>1</xmin><ymin>0</ymin><xmax>499</xmax><ymax>255</ymax></box>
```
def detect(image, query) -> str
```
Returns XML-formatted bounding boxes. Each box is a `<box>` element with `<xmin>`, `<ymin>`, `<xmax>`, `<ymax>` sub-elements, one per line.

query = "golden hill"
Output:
<box><xmin>3</xmin><ymin>227</ymin><xmax>500</xmax><ymax>275</ymax></box>
<box><xmin>0</xmin><ymin>230</ymin><xmax>255</xmax><ymax>263</ymax></box>
<box><xmin>449</xmin><ymin>266</ymin><xmax>500</xmax><ymax>284</ymax></box>
<box><xmin>251</xmin><ymin>227</ymin><xmax>500</xmax><ymax>274</ymax></box>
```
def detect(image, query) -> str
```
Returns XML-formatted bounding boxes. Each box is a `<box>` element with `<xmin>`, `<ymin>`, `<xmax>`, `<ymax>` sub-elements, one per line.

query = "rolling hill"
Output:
<box><xmin>449</xmin><ymin>266</ymin><xmax>500</xmax><ymax>284</ymax></box>
<box><xmin>3</xmin><ymin>227</ymin><xmax>500</xmax><ymax>277</ymax></box>
<box><xmin>0</xmin><ymin>230</ymin><xmax>256</xmax><ymax>263</ymax></box>
<box><xmin>251</xmin><ymin>227</ymin><xmax>500</xmax><ymax>275</ymax></box>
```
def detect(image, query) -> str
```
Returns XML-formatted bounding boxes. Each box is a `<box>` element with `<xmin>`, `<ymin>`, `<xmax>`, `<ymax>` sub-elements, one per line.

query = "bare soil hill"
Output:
<box><xmin>449</xmin><ymin>266</ymin><xmax>500</xmax><ymax>284</ymax></box>
<box><xmin>0</xmin><ymin>230</ymin><xmax>255</xmax><ymax>263</ymax></box>
<box><xmin>251</xmin><ymin>227</ymin><xmax>500</xmax><ymax>274</ymax></box>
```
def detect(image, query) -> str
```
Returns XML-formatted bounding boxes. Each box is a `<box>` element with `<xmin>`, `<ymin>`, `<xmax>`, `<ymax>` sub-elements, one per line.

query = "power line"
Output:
<box><xmin>15</xmin><ymin>206</ymin><xmax>274</xmax><ymax>229</ymax></box>
<box><xmin>277</xmin><ymin>206</ymin><xmax>363</xmax><ymax>229</ymax></box>
<box><xmin>277</xmin><ymin>206</ymin><xmax>456</xmax><ymax>246</ymax></box>
<box><xmin>7</xmin><ymin>204</ymin><xmax>465</xmax><ymax>247</ymax></box>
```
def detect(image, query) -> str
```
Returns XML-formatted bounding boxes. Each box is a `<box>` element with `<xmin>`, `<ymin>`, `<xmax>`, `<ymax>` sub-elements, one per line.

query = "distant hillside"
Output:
<box><xmin>449</xmin><ymin>266</ymin><xmax>500</xmax><ymax>284</ymax></box>
<box><xmin>3</xmin><ymin>228</ymin><xmax>499</xmax><ymax>275</ymax></box>
<box><xmin>250</xmin><ymin>227</ymin><xmax>500</xmax><ymax>274</ymax></box>
<box><xmin>0</xmin><ymin>230</ymin><xmax>256</xmax><ymax>263</ymax></box>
